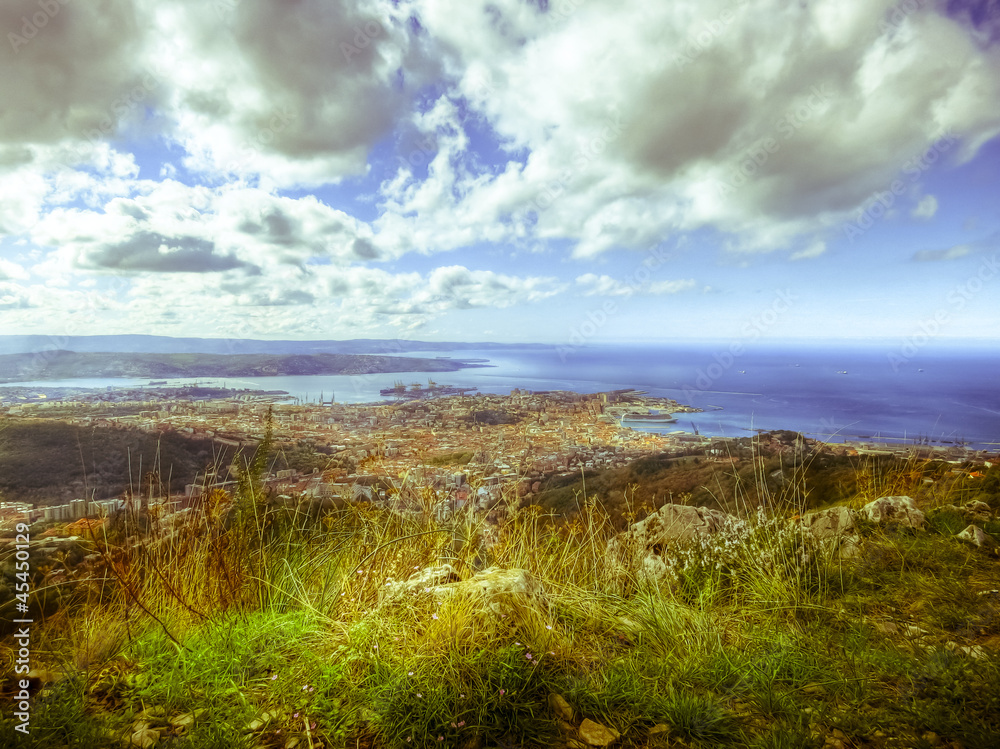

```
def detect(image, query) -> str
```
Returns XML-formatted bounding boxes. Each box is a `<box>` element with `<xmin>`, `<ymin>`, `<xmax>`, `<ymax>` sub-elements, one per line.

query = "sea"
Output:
<box><xmin>4</xmin><ymin>342</ymin><xmax>999</xmax><ymax>450</ymax></box>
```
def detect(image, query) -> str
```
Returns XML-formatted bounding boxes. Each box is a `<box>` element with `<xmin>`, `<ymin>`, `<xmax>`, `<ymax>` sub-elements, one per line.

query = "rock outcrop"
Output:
<box><xmin>861</xmin><ymin>495</ymin><xmax>925</xmax><ymax>529</ymax></box>
<box><xmin>382</xmin><ymin>564</ymin><xmax>550</xmax><ymax>619</ymax></box>
<box><xmin>607</xmin><ymin>502</ymin><xmax>736</xmax><ymax>582</ymax></box>
<box><xmin>957</xmin><ymin>524</ymin><xmax>992</xmax><ymax>548</ymax></box>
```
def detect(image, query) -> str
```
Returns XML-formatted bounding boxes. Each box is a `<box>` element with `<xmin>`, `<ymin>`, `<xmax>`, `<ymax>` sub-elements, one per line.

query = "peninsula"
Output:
<box><xmin>0</xmin><ymin>351</ymin><xmax>486</xmax><ymax>383</ymax></box>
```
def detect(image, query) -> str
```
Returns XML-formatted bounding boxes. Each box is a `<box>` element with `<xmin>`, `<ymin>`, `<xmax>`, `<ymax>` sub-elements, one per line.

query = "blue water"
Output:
<box><xmin>5</xmin><ymin>343</ymin><xmax>998</xmax><ymax>449</ymax></box>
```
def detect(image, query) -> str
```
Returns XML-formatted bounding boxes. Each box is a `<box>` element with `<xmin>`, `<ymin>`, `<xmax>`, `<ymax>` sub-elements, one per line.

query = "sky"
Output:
<box><xmin>0</xmin><ymin>0</ymin><xmax>998</xmax><ymax>347</ymax></box>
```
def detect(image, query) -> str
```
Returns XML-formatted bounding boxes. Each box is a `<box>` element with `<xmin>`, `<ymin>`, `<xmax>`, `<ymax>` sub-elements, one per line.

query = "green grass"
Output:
<box><xmin>3</xmin><ymin>449</ymin><xmax>1000</xmax><ymax>748</ymax></box>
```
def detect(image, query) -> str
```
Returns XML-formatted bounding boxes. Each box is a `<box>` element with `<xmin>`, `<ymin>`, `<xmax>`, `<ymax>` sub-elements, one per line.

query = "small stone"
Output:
<box><xmin>922</xmin><ymin>731</ymin><xmax>942</xmax><ymax>747</ymax></box>
<box><xmin>129</xmin><ymin>728</ymin><xmax>160</xmax><ymax>748</ymax></box>
<box><xmin>549</xmin><ymin>693</ymin><xmax>575</xmax><ymax>722</ymax></box>
<box><xmin>957</xmin><ymin>525</ymin><xmax>990</xmax><ymax>548</ymax></box>
<box><xmin>557</xmin><ymin>719</ymin><xmax>576</xmax><ymax>734</ymax></box>
<box><xmin>648</xmin><ymin>724</ymin><xmax>669</xmax><ymax>735</ymax></box>
<box><xmin>873</xmin><ymin>621</ymin><xmax>898</xmax><ymax>635</ymax></box>
<box><xmin>578</xmin><ymin>718</ymin><xmax>620</xmax><ymax>747</ymax></box>
<box><xmin>831</xmin><ymin>728</ymin><xmax>848</xmax><ymax>740</ymax></box>
<box><xmin>26</xmin><ymin>668</ymin><xmax>60</xmax><ymax>687</ymax></box>
<box><xmin>170</xmin><ymin>712</ymin><xmax>197</xmax><ymax>734</ymax></box>
<box><xmin>801</xmin><ymin>683</ymin><xmax>827</xmax><ymax>695</ymax></box>
<box><xmin>284</xmin><ymin>738</ymin><xmax>301</xmax><ymax>749</ymax></box>
<box><xmin>246</xmin><ymin>712</ymin><xmax>275</xmax><ymax>732</ymax></box>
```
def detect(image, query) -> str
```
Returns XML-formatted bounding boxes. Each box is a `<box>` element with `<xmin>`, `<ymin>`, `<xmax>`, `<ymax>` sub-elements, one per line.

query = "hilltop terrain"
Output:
<box><xmin>0</xmin><ymin>351</ymin><xmax>480</xmax><ymax>383</ymax></box>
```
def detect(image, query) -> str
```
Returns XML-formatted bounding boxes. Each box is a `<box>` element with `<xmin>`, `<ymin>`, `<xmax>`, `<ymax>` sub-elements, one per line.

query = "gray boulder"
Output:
<box><xmin>607</xmin><ymin>502</ymin><xmax>735</xmax><ymax>583</ymax></box>
<box><xmin>861</xmin><ymin>496</ymin><xmax>925</xmax><ymax>529</ymax></box>
<box><xmin>798</xmin><ymin>506</ymin><xmax>857</xmax><ymax>540</ymax></box>
<box><xmin>956</xmin><ymin>524</ymin><xmax>992</xmax><ymax>548</ymax></box>
<box><xmin>798</xmin><ymin>505</ymin><xmax>861</xmax><ymax>559</ymax></box>
<box><xmin>384</xmin><ymin>565</ymin><xmax>549</xmax><ymax>619</ymax></box>
<box><xmin>384</xmin><ymin>564</ymin><xmax>463</xmax><ymax>598</ymax></box>
<box><xmin>615</xmin><ymin>503</ymin><xmax>733</xmax><ymax>548</ymax></box>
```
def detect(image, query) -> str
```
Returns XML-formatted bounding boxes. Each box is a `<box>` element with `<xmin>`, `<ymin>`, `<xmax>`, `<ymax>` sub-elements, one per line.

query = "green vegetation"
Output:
<box><xmin>426</xmin><ymin>450</ymin><xmax>475</xmax><ymax>467</ymax></box>
<box><xmin>2</xmin><ymin>441</ymin><xmax>999</xmax><ymax>748</ymax></box>
<box><xmin>531</xmin><ymin>447</ymin><xmax>1000</xmax><ymax>528</ymax></box>
<box><xmin>0</xmin><ymin>418</ymin><xmax>239</xmax><ymax>504</ymax></box>
<box><xmin>0</xmin><ymin>351</ymin><xmax>469</xmax><ymax>382</ymax></box>
<box><xmin>269</xmin><ymin>439</ymin><xmax>355</xmax><ymax>476</ymax></box>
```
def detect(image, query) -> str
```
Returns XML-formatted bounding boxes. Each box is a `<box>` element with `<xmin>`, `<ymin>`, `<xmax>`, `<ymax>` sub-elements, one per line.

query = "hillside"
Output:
<box><xmin>1</xmin><ymin>455</ymin><xmax>999</xmax><ymax>748</ymax></box>
<box><xmin>0</xmin><ymin>351</ymin><xmax>480</xmax><ymax>383</ymax></box>
<box><xmin>528</xmin><ymin>440</ymin><xmax>1000</xmax><ymax>528</ymax></box>
<box><xmin>0</xmin><ymin>419</ymin><xmax>350</xmax><ymax>504</ymax></box>
<box><xmin>0</xmin><ymin>335</ymin><xmax>546</xmax><ymax>355</ymax></box>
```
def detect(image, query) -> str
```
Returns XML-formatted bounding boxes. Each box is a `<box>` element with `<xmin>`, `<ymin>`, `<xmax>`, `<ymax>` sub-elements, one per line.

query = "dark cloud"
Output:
<box><xmin>79</xmin><ymin>231</ymin><xmax>251</xmax><ymax>273</ymax></box>
<box><xmin>351</xmin><ymin>238</ymin><xmax>380</xmax><ymax>259</ymax></box>
<box><xmin>0</xmin><ymin>0</ymin><xmax>154</xmax><ymax>144</ymax></box>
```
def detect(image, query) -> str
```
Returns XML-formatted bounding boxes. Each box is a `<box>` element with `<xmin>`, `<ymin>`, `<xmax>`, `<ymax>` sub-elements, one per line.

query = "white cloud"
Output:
<box><xmin>912</xmin><ymin>244</ymin><xmax>971</xmax><ymax>262</ymax></box>
<box><xmin>0</xmin><ymin>259</ymin><xmax>28</xmax><ymax>281</ymax></box>
<box><xmin>790</xmin><ymin>241</ymin><xmax>827</xmax><ymax>261</ymax></box>
<box><xmin>911</xmin><ymin>194</ymin><xmax>939</xmax><ymax>219</ymax></box>
<box><xmin>576</xmin><ymin>273</ymin><xmax>696</xmax><ymax>297</ymax></box>
<box><xmin>146</xmin><ymin>0</ymin><xmax>428</xmax><ymax>187</ymax></box>
<box><xmin>379</xmin><ymin>0</ymin><xmax>1000</xmax><ymax>257</ymax></box>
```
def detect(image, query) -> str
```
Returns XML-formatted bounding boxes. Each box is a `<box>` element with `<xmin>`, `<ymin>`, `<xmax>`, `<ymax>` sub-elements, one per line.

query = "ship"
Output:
<box><xmin>379</xmin><ymin>382</ymin><xmax>478</xmax><ymax>398</ymax></box>
<box><xmin>620</xmin><ymin>411</ymin><xmax>677</xmax><ymax>423</ymax></box>
<box><xmin>148</xmin><ymin>380</ymin><xmax>167</xmax><ymax>385</ymax></box>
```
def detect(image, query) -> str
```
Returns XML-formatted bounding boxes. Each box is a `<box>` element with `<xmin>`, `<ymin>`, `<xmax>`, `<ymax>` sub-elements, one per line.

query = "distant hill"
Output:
<box><xmin>0</xmin><ymin>334</ymin><xmax>546</xmax><ymax>356</ymax></box>
<box><xmin>0</xmin><ymin>419</ymin><xmax>352</xmax><ymax>504</ymax></box>
<box><xmin>0</xmin><ymin>351</ymin><xmax>483</xmax><ymax>383</ymax></box>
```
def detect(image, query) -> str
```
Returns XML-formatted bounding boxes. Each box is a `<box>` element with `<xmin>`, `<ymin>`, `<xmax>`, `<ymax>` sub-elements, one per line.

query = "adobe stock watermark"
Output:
<box><xmin>556</xmin><ymin>245</ymin><xmax>675</xmax><ymax>362</ymax></box>
<box><xmin>400</xmin><ymin>134</ymin><xmax>440</xmax><ymax>170</ymax></box>
<box><xmin>8</xmin><ymin>0</ymin><xmax>71</xmax><ymax>54</ymax></box>
<box><xmin>222</xmin><ymin>106</ymin><xmax>297</xmax><ymax>175</ymax></box>
<box><xmin>214</xmin><ymin>0</ymin><xmax>239</xmax><ymax>22</ymax></box>
<box><xmin>340</xmin><ymin>18</ymin><xmax>386</xmax><ymax>62</ymax></box>
<box><xmin>887</xmin><ymin>253</ymin><xmax>999</xmax><ymax>372</ymax></box>
<box><xmin>843</xmin><ymin>129</ymin><xmax>956</xmax><ymax>242</ymax></box>
<box><xmin>879</xmin><ymin>0</ymin><xmax>928</xmax><ymax>35</ymax></box>
<box><xmin>715</xmin><ymin>85</ymin><xmax>832</xmax><ymax>197</ymax></box>
<box><xmin>674</xmin><ymin>0</ymin><xmax>750</xmax><ymax>68</ymax></box>
<box><xmin>57</xmin><ymin>70</ymin><xmax>160</xmax><ymax>169</ymax></box>
<box><xmin>544</xmin><ymin>0</ymin><xmax>586</xmax><ymax>28</ymax></box>
<box><xmin>20</xmin><ymin>274</ymin><xmax>132</xmax><ymax>378</ymax></box>
<box><xmin>680</xmin><ymin>289</ymin><xmax>797</xmax><ymax>400</ymax></box>
<box><xmin>531</xmin><ymin>109</ymin><xmax>623</xmax><ymax>214</ymax></box>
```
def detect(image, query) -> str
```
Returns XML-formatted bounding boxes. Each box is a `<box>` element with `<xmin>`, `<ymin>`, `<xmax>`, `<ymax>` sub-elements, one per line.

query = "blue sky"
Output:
<box><xmin>0</xmin><ymin>0</ymin><xmax>998</xmax><ymax>345</ymax></box>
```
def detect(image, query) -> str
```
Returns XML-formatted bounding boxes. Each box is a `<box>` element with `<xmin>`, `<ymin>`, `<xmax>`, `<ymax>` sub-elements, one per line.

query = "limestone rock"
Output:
<box><xmin>957</xmin><ymin>524</ymin><xmax>991</xmax><ymax>547</ymax></box>
<box><xmin>246</xmin><ymin>711</ymin><xmax>277</xmax><ymax>732</ymax></box>
<box><xmin>440</xmin><ymin>567</ymin><xmax>550</xmax><ymax>617</ymax></box>
<box><xmin>627</xmin><ymin>503</ymin><xmax>733</xmax><ymax>544</ymax></box>
<box><xmin>862</xmin><ymin>496</ymin><xmax>925</xmax><ymax>529</ymax></box>
<box><xmin>799</xmin><ymin>506</ymin><xmax>856</xmax><ymax>540</ymax></box>
<box><xmin>384</xmin><ymin>564</ymin><xmax>464</xmax><ymax>598</ymax></box>
<box><xmin>169</xmin><ymin>712</ymin><xmax>199</xmax><ymax>734</ymax></box>
<box><xmin>548</xmin><ymin>693</ymin><xmax>574</xmax><ymax>722</ymax></box>
<box><xmin>578</xmin><ymin>718</ymin><xmax>620</xmax><ymax>747</ymax></box>
<box><xmin>608</xmin><ymin>503</ymin><xmax>735</xmax><ymax>581</ymax></box>
<box><xmin>129</xmin><ymin>728</ymin><xmax>160</xmax><ymax>748</ymax></box>
<box><xmin>964</xmin><ymin>500</ymin><xmax>992</xmax><ymax>521</ymax></box>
